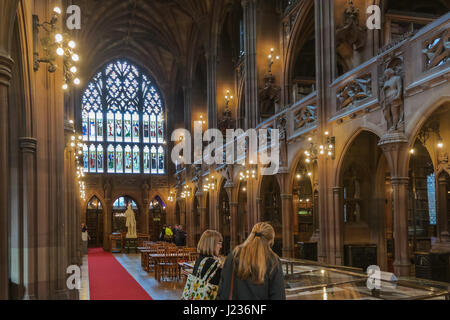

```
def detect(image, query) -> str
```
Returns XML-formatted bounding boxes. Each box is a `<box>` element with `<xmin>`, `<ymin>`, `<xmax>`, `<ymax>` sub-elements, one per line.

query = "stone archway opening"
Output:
<box><xmin>237</xmin><ymin>181</ymin><xmax>248</xmax><ymax>245</ymax></box>
<box><xmin>260</xmin><ymin>175</ymin><xmax>282</xmax><ymax>256</ymax></box>
<box><xmin>149</xmin><ymin>196</ymin><xmax>166</xmax><ymax>241</ymax></box>
<box><xmin>339</xmin><ymin>131</ymin><xmax>391</xmax><ymax>271</ymax></box>
<box><xmin>112</xmin><ymin>196</ymin><xmax>139</xmax><ymax>234</ymax></box>
<box><xmin>218</xmin><ymin>180</ymin><xmax>231</xmax><ymax>255</ymax></box>
<box><xmin>86</xmin><ymin>196</ymin><xmax>104</xmax><ymax>248</ymax></box>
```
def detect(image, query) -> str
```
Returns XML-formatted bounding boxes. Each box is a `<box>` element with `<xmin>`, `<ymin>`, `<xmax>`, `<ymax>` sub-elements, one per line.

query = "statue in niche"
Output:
<box><xmin>125</xmin><ymin>203</ymin><xmax>137</xmax><ymax>239</ymax></box>
<box><xmin>336</xmin><ymin>0</ymin><xmax>366</xmax><ymax>73</ymax></box>
<box><xmin>218</xmin><ymin>106</ymin><xmax>234</xmax><ymax>136</ymax></box>
<box><xmin>380</xmin><ymin>67</ymin><xmax>404</xmax><ymax>132</ymax></box>
<box><xmin>259</xmin><ymin>74</ymin><xmax>280</xmax><ymax>119</ymax></box>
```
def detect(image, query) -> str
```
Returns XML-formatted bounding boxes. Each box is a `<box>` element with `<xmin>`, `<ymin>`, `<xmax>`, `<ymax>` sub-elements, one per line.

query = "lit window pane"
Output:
<box><xmin>116</xmin><ymin>145</ymin><xmax>123</xmax><ymax>173</ymax></box>
<box><xmin>107</xmin><ymin>145</ymin><xmax>115</xmax><ymax>173</ymax></box>
<box><xmin>157</xmin><ymin>113</ymin><xmax>164</xmax><ymax>144</ymax></box>
<box><xmin>143</xmin><ymin>114</ymin><xmax>149</xmax><ymax>143</ymax></box>
<box><xmin>151</xmin><ymin>146</ymin><xmax>157</xmax><ymax>174</ymax></box>
<box><xmin>124</xmin><ymin>113</ymin><xmax>132</xmax><ymax>143</ymax></box>
<box><xmin>158</xmin><ymin>146</ymin><xmax>164</xmax><ymax>174</ymax></box>
<box><xmin>125</xmin><ymin>145</ymin><xmax>132</xmax><ymax>173</ymax></box>
<box><xmin>144</xmin><ymin>146</ymin><xmax>150</xmax><ymax>174</ymax></box>
<box><xmin>107</xmin><ymin>112</ymin><xmax>115</xmax><ymax>142</ymax></box>
<box><xmin>132</xmin><ymin>113</ymin><xmax>139</xmax><ymax>142</ymax></box>
<box><xmin>89</xmin><ymin>111</ymin><xmax>96</xmax><ymax>141</ymax></box>
<box><xmin>97</xmin><ymin>145</ymin><xmax>104</xmax><ymax>173</ymax></box>
<box><xmin>133</xmin><ymin>145</ymin><xmax>140</xmax><ymax>173</ymax></box>
<box><xmin>96</xmin><ymin>111</ymin><xmax>103</xmax><ymax>142</ymax></box>
<box><xmin>150</xmin><ymin>114</ymin><xmax>156</xmax><ymax>143</ymax></box>
<box><xmin>89</xmin><ymin>144</ymin><xmax>97</xmax><ymax>172</ymax></box>
<box><xmin>115</xmin><ymin>112</ymin><xmax>123</xmax><ymax>142</ymax></box>
<box><xmin>83</xmin><ymin>144</ymin><xmax>89</xmax><ymax>172</ymax></box>
<box><xmin>82</xmin><ymin>112</ymin><xmax>88</xmax><ymax>141</ymax></box>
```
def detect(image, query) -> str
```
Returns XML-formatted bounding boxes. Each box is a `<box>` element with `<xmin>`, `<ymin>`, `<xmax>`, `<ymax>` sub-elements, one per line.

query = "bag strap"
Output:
<box><xmin>204</xmin><ymin>259</ymin><xmax>220</xmax><ymax>282</ymax></box>
<box><xmin>195</xmin><ymin>258</ymin><xmax>210</xmax><ymax>278</ymax></box>
<box><xmin>229</xmin><ymin>260</ymin><xmax>235</xmax><ymax>300</ymax></box>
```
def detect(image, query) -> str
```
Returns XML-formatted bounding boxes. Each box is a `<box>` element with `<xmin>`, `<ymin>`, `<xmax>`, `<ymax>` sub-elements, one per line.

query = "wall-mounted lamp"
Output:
<box><xmin>33</xmin><ymin>7</ymin><xmax>81</xmax><ymax>90</ymax></box>
<box><xmin>304</xmin><ymin>132</ymin><xmax>336</xmax><ymax>164</ymax></box>
<box><xmin>267</xmin><ymin>48</ymin><xmax>280</xmax><ymax>74</ymax></box>
<box><xmin>203</xmin><ymin>175</ymin><xmax>217</xmax><ymax>192</ymax></box>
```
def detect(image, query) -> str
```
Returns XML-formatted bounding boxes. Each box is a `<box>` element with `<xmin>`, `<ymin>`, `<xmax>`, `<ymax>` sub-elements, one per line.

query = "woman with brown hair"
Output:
<box><xmin>217</xmin><ymin>222</ymin><xmax>286</xmax><ymax>300</ymax></box>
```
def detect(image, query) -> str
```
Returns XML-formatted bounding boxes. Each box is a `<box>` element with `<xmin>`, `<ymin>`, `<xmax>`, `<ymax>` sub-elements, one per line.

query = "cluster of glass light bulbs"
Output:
<box><xmin>203</xmin><ymin>176</ymin><xmax>216</xmax><ymax>192</ymax></box>
<box><xmin>181</xmin><ymin>185</ymin><xmax>191</xmax><ymax>199</ymax></box>
<box><xmin>240</xmin><ymin>169</ymin><xmax>256</xmax><ymax>181</ymax></box>
<box><xmin>168</xmin><ymin>191</ymin><xmax>175</xmax><ymax>202</ymax></box>
<box><xmin>69</xmin><ymin>125</ymin><xmax>86</xmax><ymax>200</ymax></box>
<box><xmin>52</xmin><ymin>7</ymin><xmax>81</xmax><ymax>90</ymax></box>
<box><xmin>304</xmin><ymin>132</ymin><xmax>334</xmax><ymax>164</ymax></box>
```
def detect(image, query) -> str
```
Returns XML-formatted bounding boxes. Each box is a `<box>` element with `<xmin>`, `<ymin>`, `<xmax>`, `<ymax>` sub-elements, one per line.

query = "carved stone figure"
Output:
<box><xmin>336</xmin><ymin>0</ymin><xmax>366</xmax><ymax>73</ymax></box>
<box><xmin>295</xmin><ymin>105</ymin><xmax>317</xmax><ymax>129</ymax></box>
<box><xmin>337</xmin><ymin>74</ymin><xmax>372</xmax><ymax>110</ymax></box>
<box><xmin>380</xmin><ymin>68</ymin><xmax>404</xmax><ymax>132</ymax></box>
<box><xmin>125</xmin><ymin>203</ymin><xmax>137</xmax><ymax>239</ymax></box>
<box><xmin>218</xmin><ymin>106</ymin><xmax>234</xmax><ymax>136</ymax></box>
<box><xmin>259</xmin><ymin>74</ymin><xmax>280</xmax><ymax>119</ymax></box>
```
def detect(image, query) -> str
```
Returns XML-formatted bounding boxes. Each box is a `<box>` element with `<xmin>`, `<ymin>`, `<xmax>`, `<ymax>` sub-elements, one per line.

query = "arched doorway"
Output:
<box><xmin>149</xmin><ymin>196</ymin><xmax>166</xmax><ymax>241</ymax></box>
<box><xmin>86</xmin><ymin>196</ymin><xmax>104</xmax><ymax>247</ymax></box>
<box><xmin>260</xmin><ymin>175</ymin><xmax>282</xmax><ymax>256</ymax></box>
<box><xmin>237</xmin><ymin>181</ymin><xmax>248</xmax><ymax>245</ymax></box>
<box><xmin>219</xmin><ymin>181</ymin><xmax>231</xmax><ymax>255</ymax></box>
<box><xmin>112</xmin><ymin>196</ymin><xmax>139</xmax><ymax>234</ymax></box>
<box><xmin>340</xmin><ymin>131</ymin><xmax>391</xmax><ymax>271</ymax></box>
<box><xmin>437</xmin><ymin>171</ymin><xmax>450</xmax><ymax>238</ymax></box>
<box><xmin>292</xmin><ymin>161</ymin><xmax>314</xmax><ymax>243</ymax></box>
<box><xmin>206</xmin><ymin>193</ymin><xmax>210</xmax><ymax>230</ymax></box>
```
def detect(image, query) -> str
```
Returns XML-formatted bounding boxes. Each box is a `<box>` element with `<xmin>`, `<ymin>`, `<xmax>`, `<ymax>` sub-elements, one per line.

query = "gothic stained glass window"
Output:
<box><xmin>81</xmin><ymin>60</ymin><xmax>166</xmax><ymax>175</ymax></box>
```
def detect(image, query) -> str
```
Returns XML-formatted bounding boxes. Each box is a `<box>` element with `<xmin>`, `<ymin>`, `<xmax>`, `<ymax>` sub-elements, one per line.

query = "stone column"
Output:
<box><xmin>0</xmin><ymin>53</ymin><xmax>14</xmax><ymax>300</ymax></box>
<box><xmin>186</xmin><ymin>195</ymin><xmax>195</xmax><ymax>247</ymax></box>
<box><xmin>390</xmin><ymin>177</ymin><xmax>411</xmax><ymax>276</ymax></box>
<box><xmin>19</xmin><ymin>137</ymin><xmax>38</xmax><ymax>300</ymax></box>
<box><xmin>333</xmin><ymin>187</ymin><xmax>344</xmax><ymax>265</ymax></box>
<box><xmin>255</xmin><ymin>197</ymin><xmax>262</xmax><ymax>225</ymax></box>
<box><xmin>315</xmin><ymin>0</ymin><xmax>336</xmax><ymax>264</ymax></box>
<box><xmin>310</xmin><ymin>189</ymin><xmax>320</xmax><ymax>242</ymax></box>
<box><xmin>229</xmin><ymin>202</ymin><xmax>239</xmax><ymax>250</ymax></box>
<box><xmin>281</xmin><ymin>194</ymin><xmax>294</xmax><ymax>258</ymax></box>
<box><xmin>242</xmin><ymin>0</ymin><xmax>258</xmax><ymax>129</ymax></box>
<box><xmin>206</xmin><ymin>54</ymin><xmax>218</xmax><ymax>130</ymax></box>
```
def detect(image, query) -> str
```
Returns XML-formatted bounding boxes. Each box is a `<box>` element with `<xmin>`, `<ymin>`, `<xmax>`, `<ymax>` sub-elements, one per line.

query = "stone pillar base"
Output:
<box><xmin>393</xmin><ymin>261</ymin><xmax>411</xmax><ymax>277</ymax></box>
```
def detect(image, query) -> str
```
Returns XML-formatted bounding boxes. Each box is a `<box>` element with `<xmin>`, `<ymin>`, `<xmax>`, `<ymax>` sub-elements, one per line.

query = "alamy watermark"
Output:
<box><xmin>171</xmin><ymin>126</ymin><xmax>280</xmax><ymax>176</ymax></box>
<box><xmin>66</xmin><ymin>265</ymin><xmax>81</xmax><ymax>290</ymax></box>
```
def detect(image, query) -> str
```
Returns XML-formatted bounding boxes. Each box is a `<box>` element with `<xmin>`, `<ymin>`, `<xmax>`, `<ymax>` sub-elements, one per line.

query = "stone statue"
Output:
<box><xmin>259</xmin><ymin>74</ymin><xmax>280</xmax><ymax>119</ymax></box>
<box><xmin>125</xmin><ymin>203</ymin><xmax>137</xmax><ymax>239</ymax></box>
<box><xmin>380</xmin><ymin>68</ymin><xmax>403</xmax><ymax>132</ymax></box>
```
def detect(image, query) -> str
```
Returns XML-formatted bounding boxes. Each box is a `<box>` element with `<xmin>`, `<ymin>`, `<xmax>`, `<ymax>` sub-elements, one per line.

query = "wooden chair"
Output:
<box><xmin>158</xmin><ymin>248</ymin><xmax>179</xmax><ymax>281</ymax></box>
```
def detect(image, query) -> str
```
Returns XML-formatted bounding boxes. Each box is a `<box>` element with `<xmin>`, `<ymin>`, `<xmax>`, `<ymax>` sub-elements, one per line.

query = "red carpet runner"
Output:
<box><xmin>88</xmin><ymin>248</ymin><xmax>153</xmax><ymax>300</ymax></box>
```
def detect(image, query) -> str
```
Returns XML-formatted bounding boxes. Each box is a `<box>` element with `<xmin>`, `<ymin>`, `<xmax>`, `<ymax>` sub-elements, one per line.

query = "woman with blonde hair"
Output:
<box><xmin>217</xmin><ymin>222</ymin><xmax>285</xmax><ymax>300</ymax></box>
<box><xmin>192</xmin><ymin>230</ymin><xmax>224</xmax><ymax>287</ymax></box>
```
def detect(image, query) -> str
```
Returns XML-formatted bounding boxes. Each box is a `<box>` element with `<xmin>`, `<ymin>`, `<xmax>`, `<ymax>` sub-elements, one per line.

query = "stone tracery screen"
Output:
<box><xmin>81</xmin><ymin>60</ymin><xmax>166</xmax><ymax>175</ymax></box>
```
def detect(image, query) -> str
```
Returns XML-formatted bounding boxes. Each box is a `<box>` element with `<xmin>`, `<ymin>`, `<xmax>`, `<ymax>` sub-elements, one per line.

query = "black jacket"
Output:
<box><xmin>174</xmin><ymin>229</ymin><xmax>187</xmax><ymax>246</ymax></box>
<box><xmin>217</xmin><ymin>252</ymin><xmax>286</xmax><ymax>300</ymax></box>
<box><xmin>192</xmin><ymin>255</ymin><xmax>222</xmax><ymax>286</ymax></box>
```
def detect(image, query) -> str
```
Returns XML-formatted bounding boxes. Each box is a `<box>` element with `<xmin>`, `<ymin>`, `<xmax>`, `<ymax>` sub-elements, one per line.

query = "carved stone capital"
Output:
<box><xmin>0</xmin><ymin>54</ymin><xmax>13</xmax><ymax>86</ymax></box>
<box><xmin>280</xmin><ymin>194</ymin><xmax>292</xmax><ymax>200</ymax></box>
<box><xmin>390</xmin><ymin>177</ymin><xmax>409</xmax><ymax>186</ymax></box>
<box><xmin>19</xmin><ymin>137</ymin><xmax>38</xmax><ymax>154</ymax></box>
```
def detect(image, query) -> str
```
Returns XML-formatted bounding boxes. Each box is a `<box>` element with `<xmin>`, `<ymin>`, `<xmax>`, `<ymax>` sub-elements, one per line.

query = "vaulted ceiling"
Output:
<box><xmin>74</xmin><ymin>0</ymin><xmax>222</xmax><ymax>90</ymax></box>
